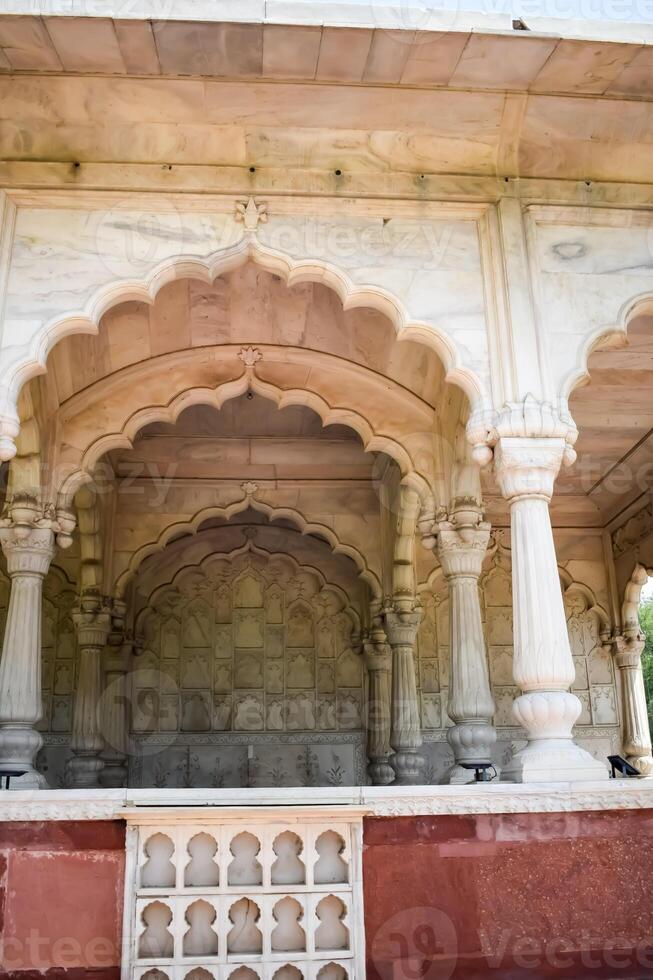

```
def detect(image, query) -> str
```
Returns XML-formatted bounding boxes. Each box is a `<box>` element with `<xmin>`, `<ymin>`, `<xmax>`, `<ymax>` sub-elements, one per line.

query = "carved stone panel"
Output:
<box><xmin>132</xmin><ymin>550</ymin><xmax>363</xmax><ymax>741</ymax></box>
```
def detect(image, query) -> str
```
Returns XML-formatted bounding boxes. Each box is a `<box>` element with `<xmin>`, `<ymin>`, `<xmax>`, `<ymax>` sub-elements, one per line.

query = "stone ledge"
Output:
<box><xmin>0</xmin><ymin>780</ymin><xmax>652</xmax><ymax>821</ymax></box>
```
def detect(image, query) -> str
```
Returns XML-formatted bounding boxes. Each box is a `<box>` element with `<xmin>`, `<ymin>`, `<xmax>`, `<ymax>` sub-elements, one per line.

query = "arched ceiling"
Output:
<box><xmin>110</xmin><ymin>395</ymin><xmax>376</xmax><ymax>485</ymax></box>
<box><xmin>554</xmin><ymin>314</ymin><xmax>653</xmax><ymax>527</ymax></box>
<box><xmin>475</xmin><ymin>314</ymin><xmax>653</xmax><ymax>530</ymax></box>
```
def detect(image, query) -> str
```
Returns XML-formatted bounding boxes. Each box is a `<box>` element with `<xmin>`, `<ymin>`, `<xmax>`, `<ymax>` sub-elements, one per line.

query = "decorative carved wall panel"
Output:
<box><xmin>124</xmin><ymin>813</ymin><xmax>365</xmax><ymax>980</ymax></box>
<box><xmin>128</xmin><ymin>547</ymin><xmax>365</xmax><ymax>788</ymax></box>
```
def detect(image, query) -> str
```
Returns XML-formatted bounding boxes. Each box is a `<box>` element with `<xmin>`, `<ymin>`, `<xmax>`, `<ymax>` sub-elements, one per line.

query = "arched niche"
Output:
<box><xmin>125</xmin><ymin>525</ymin><xmax>369</xmax><ymax>789</ymax></box>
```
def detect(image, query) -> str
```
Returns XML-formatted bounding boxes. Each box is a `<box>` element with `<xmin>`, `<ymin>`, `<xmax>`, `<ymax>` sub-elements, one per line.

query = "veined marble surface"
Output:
<box><xmin>531</xmin><ymin>213</ymin><xmax>653</xmax><ymax>398</ymax></box>
<box><xmin>2</xmin><ymin>204</ymin><xmax>492</xmax><ymax>406</ymax></box>
<box><xmin>1</xmin><ymin>779</ymin><xmax>653</xmax><ymax>820</ymax></box>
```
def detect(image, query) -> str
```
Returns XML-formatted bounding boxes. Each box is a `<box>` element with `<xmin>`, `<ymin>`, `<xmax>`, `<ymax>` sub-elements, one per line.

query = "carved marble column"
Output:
<box><xmin>0</xmin><ymin>496</ymin><xmax>74</xmax><ymax>788</ymax></box>
<box><xmin>432</xmin><ymin>501</ymin><xmax>497</xmax><ymax>783</ymax></box>
<box><xmin>384</xmin><ymin>604</ymin><xmax>424</xmax><ymax>785</ymax></box>
<box><xmin>495</xmin><ymin>437</ymin><xmax>608</xmax><ymax>782</ymax></box>
<box><xmin>363</xmin><ymin>620</ymin><xmax>394</xmax><ymax>785</ymax></box>
<box><xmin>99</xmin><ymin>600</ymin><xmax>131</xmax><ymax>787</ymax></box>
<box><xmin>478</xmin><ymin>408</ymin><xmax>607</xmax><ymax>782</ymax></box>
<box><xmin>68</xmin><ymin>592</ymin><xmax>112</xmax><ymax>788</ymax></box>
<box><xmin>613</xmin><ymin>635</ymin><xmax>653</xmax><ymax>775</ymax></box>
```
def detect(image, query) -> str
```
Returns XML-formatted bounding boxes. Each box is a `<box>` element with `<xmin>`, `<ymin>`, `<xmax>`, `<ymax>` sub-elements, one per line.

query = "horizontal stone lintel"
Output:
<box><xmin>1</xmin><ymin>780</ymin><xmax>653</xmax><ymax>821</ymax></box>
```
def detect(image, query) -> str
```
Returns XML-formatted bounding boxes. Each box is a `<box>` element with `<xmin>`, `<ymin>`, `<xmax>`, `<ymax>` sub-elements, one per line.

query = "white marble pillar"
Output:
<box><xmin>363</xmin><ymin>621</ymin><xmax>394</xmax><ymax>785</ymax></box>
<box><xmin>68</xmin><ymin>592</ymin><xmax>112</xmax><ymax>788</ymax></box>
<box><xmin>613</xmin><ymin>635</ymin><xmax>653</xmax><ymax>775</ymax></box>
<box><xmin>486</xmin><ymin>421</ymin><xmax>607</xmax><ymax>782</ymax></box>
<box><xmin>384</xmin><ymin>605</ymin><xmax>424</xmax><ymax>785</ymax></box>
<box><xmin>433</xmin><ymin>501</ymin><xmax>497</xmax><ymax>783</ymax></box>
<box><xmin>0</xmin><ymin>496</ymin><xmax>74</xmax><ymax>788</ymax></box>
<box><xmin>99</xmin><ymin>637</ymin><xmax>131</xmax><ymax>788</ymax></box>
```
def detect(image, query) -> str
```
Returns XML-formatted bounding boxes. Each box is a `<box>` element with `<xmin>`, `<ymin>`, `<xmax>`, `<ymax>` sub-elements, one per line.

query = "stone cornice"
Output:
<box><xmin>2</xmin><ymin>782</ymin><xmax>653</xmax><ymax>821</ymax></box>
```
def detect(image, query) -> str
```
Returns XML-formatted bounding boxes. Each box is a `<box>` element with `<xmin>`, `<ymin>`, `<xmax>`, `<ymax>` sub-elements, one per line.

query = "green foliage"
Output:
<box><xmin>638</xmin><ymin>599</ymin><xmax>653</xmax><ymax>730</ymax></box>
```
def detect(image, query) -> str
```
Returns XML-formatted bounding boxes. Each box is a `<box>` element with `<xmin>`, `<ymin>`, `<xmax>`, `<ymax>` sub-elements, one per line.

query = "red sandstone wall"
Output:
<box><xmin>0</xmin><ymin>820</ymin><xmax>125</xmax><ymax>980</ymax></box>
<box><xmin>364</xmin><ymin>809</ymin><xmax>653</xmax><ymax>980</ymax></box>
<box><xmin>2</xmin><ymin>809</ymin><xmax>653</xmax><ymax>980</ymax></box>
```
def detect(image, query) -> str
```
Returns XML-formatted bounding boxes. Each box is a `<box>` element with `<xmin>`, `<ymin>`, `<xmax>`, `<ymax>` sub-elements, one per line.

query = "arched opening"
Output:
<box><xmin>7</xmin><ymin>262</ymin><xmax>477</xmax><ymax>789</ymax></box>
<box><xmin>561</xmin><ymin>312</ymin><xmax>653</xmax><ymax>528</ymax></box>
<box><xmin>561</xmin><ymin>309</ymin><xmax>653</xmax><ymax>774</ymax></box>
<box><xmin>639</xmin><ymin>575</ymin><xmax>653</xmax><ymax>735</ymax></box>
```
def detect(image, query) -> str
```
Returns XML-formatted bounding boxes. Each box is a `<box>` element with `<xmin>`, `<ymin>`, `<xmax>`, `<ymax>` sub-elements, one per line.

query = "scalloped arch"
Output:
<box><xmin>562</xmin><ymin>291</ymin><xmax>653</xmax><ymax>403</ymax></box>
<box><xmin>9</xmin><ymin>237</ymin><xmax>488</xmax><ymax>421</ymax></box>
<box><xmin>114</xmin><ymin>497</ymin><xmax>382</xmax><ymax>600</ymax></box>
<box><xmin>140</xmin><ymin>540</ymin><xmax>361</xmax><ymax>633</ymax></box>
<box><xmin>59</xmin><ymin>371</ymin><xmax>432</xmax><ymax>506</ymax></box>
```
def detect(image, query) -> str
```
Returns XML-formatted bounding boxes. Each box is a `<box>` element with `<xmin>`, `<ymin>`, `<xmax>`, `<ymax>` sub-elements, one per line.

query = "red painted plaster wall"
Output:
<box><xmin>0</xmin><ymin>820</ymin><xmax>125</xmax><ymax>980</ymax></box>
<box><xmin>364</xmin><ymin>809</ymin><xmax>653</xmax><ymax>980</ymax></box>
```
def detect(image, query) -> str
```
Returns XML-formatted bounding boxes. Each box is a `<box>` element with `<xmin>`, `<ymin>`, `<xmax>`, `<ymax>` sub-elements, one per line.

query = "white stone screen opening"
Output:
<box><xmin>123</xmin><ymin>813</ymin><xmax>366</xmax><ymax>980</ymax></box>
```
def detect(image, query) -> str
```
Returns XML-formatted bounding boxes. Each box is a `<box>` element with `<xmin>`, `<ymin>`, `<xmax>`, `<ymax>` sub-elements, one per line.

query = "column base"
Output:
<box><xmin>2</xmin><ymin>768</ymin><xmax>48</xmax><ymax>789</ymax></box>
<box><xmin>627</xmin><ymin>754</ymin><xmax>653</xmax><ymax>777</ymax></box>
<box><xmin>391</xmin><ymin>748</ymin><xmax>426</xmax><ymax>785</ymax></box>
<box><xmin>502</xmin><ymin>737</ymin><xmax>609</xmax><ymax>783</ymax></box>
<box><xmin>99</xmin><ymin>760</ymin><xmax>128</xmax><ymax>788</ymax></box>
<box><xmin>441</xmin><ymin>763</ymin><xmax>502</xmax><ymax>785</ymax></box>
<box><xmin>368</xmin><ymin>758</ymin><xmax>396</xmax><ymax>786</ymax></box>
<box><xmin>0</xmin><ymin>724</ymin><xmax>47</xmax><ymax>788</ymax></box>
<box><xmin>66</xmin><ymin>755</ymin><xmax>104</xmax><ymax>788</ymax></box>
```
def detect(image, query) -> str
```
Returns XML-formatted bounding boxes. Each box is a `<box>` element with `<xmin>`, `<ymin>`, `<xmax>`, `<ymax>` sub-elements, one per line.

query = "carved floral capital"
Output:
<box><xmin>612</xmin><ymin>634</ymin><xmax>646</xmax><ymax>670</ymax></box>
<box><xmin>493</xmin><ymin>436</ymin><xmax>569</xmax><ymax>501</ymax></box>
<box><xmin>0</xmin><ymin>493</ymin><xmax>76</xmax><ymax>558</ymax></box>
<box><xmin>467</xmin><ymin>395</ymin><xmax>578</xmax><ymax>488</ymax></box>
<box><xmin>73</xmin><ymin>590</ymin><xmax>113</xmax><ymax>650</ymax></box>
<box><xmin>383</xmin><ymin>607</ymin><xmax>422</xmax><ymax>648</ymax></box>
<box><xmin>423</xmin><ymin>499</ymin><xmax>491</xmax><ymax>578</ymax></box>
<box><xmin>363</xmin><ymin>625</ymin><xmax>392</xmax><ymax>673</ymax></box>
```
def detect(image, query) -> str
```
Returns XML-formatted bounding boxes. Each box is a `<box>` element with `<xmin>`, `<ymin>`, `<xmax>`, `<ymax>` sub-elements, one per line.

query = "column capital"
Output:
<box><xmin>0</xmin><ymin>524</ymin><xmax>56</xmax><ymax>576</ymax></box>
<box><xmin>383</xmin><ymin>607</ymin><xmax>422</xmax><ymax>648</ymax></box>
<box><xmin>73</xmin><ymin>591</ymin><xmax>113</xmax><ymax>649</ymax></box>
<box><xmin>495</xmin><ymin>437</ymin><xmax>572</xmax><ymax>501</ymax></box>
<box><xmin>467</xmin><ymin>396</ymin><xmax>577</xmax><ymax>494</ymax></box>
<box><xmin>612</xmin><ymin>634</ymin><xmax>646</xmax><ymax>670</ymax></box>
<box><xmin>363</xmin><ymin>626</ymin><xmax>392</xmax><ymax>673</ymax></box>
<box><xmin>429</xmin><ymin>500</ymin><xmax>491</xmax><ymax>579</ymax></box>
<box><xmin>0</xmin><ymin>493</ymin><xmax>76</xmax><ymax>572</ymax></box>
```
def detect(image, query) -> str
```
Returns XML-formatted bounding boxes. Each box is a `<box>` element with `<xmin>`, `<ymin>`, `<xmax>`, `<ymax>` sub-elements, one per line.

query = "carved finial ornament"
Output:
<box><xmin>235</xmin><ymin>197</ymin><xmax>268</xmax><ymax>232</ymax></box>
<box><xmin>238</xmin><ymin>346</ymin><xmax>263</xmax><ymax>368</ymax></box>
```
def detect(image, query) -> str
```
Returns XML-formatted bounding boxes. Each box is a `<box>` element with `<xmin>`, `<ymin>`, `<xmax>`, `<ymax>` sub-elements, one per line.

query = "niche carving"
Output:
<box><xmin>133</xmin><ymin>549</ymin><xmax>361</xmax><ymax>736</ymax></box>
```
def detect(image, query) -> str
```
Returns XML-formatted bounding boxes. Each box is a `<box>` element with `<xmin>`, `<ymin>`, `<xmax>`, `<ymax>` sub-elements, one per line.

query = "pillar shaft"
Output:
<box><xmin>384</xmin><ymin>608</ymin><xmax>424</xmax><ymax>785</ymax></box>
<box><xmin>364</xmin><ymin>624</ymin><xmax>394</xmax><ymax>785</ymax></box>
<box><xmin>494</xmin><ymin>434</ymin><xmax>607</xmax><ymax>782</ymax></box>
<box><xmin>0</xmin><ymin>524</ymin><xmax>55</xmax><ymax>787</ymax></box>
<box><xmin>613</xmin><ymin>636</ymin><xmax>653</xmax><ymax>775</ymax></box>
<box><xmin>67</xmin><ymin>596</ymin><xmax>111</xmax><ymax>788</ymax></box>
<box><xmin>100</xmin><ymin>633</ymin><xmax>131</xmax><ymax>787</ymax></box>
<box><xmin>435</xmin><ymin>505</ymin><xmax>496</xmax><ymax>782</ymax></box>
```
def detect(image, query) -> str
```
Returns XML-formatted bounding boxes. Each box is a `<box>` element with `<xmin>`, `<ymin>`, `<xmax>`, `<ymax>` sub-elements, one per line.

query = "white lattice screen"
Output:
<box><xmin>122</xmin><ymin>810</ymin><xmax>366</xmax><ymax>980</ymax></box>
